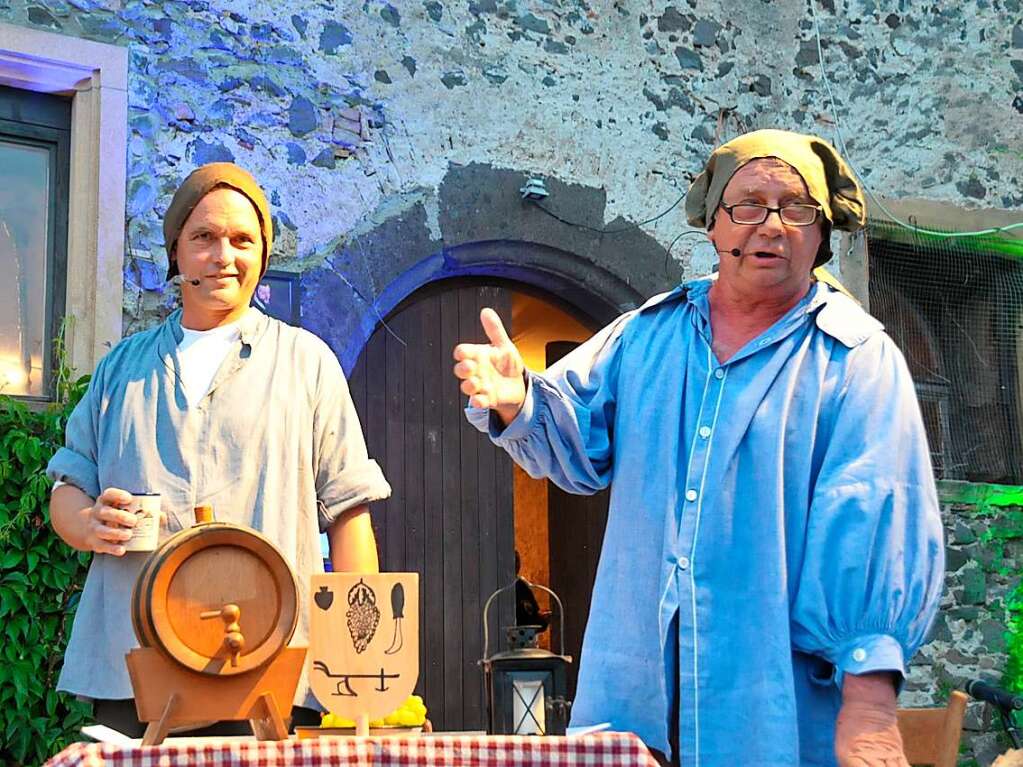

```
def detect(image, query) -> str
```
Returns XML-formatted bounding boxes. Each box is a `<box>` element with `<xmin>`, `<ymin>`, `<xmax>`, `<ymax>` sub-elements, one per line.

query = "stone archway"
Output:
<box><xmin>300</xmin><ymin>161</ymin><xmax>683</xmax><ymax>372</ymax></box>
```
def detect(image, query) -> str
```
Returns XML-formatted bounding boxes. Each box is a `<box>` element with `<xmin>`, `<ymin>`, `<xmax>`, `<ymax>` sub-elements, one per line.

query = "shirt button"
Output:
<box><xmin>714</xmin><ymin>368</ymin><xmax>724</xmax><ymax>379</ymax></box>
<box><xmin>685</xmin><ymin>489</ymin><xmax>698</xmax><ymax>502</ymax></box>
<box><xmin>698</xmin><ymin>426</ymin><xmax>711</xmax><ymax>439</ymax></box>
<box><xmin>852</xmin><ymin>648</ymin><xmax>867</xmax><ymax>663</ymax></box>
<box><xmin>677</xmin><ymin>556</ymin><xmax>690</xmax><ymax>571</ymax></box>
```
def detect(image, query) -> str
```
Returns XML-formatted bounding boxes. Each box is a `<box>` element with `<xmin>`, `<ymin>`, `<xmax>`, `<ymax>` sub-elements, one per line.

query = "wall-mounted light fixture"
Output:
<box><xmin>520</xmin><ymin>178</ymin><xmax>549</xmax><ymax>201</ymax></box>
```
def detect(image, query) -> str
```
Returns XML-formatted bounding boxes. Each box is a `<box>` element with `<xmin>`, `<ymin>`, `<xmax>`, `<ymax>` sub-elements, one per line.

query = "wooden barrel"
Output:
<box><xmin>130</xmin><ymin>519</ymin><xmax>299</xmax><ymax>676</ymax></box>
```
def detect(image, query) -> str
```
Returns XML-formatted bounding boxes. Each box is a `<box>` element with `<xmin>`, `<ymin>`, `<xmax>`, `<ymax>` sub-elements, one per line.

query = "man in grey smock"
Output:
<box><xmin>47</xmin><ymin>163</ymin><xmax>390</xmax><ymax>734</ymax></box>
<box><xmin>453</xmin><ymin>130</ymin><xmax>944</xmax><ymax>766</ymax></box>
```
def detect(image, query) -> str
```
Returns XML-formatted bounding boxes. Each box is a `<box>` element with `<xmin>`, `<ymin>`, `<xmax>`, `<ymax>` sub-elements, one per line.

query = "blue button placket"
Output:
<box><xmin>669</xmin><ymin>284</ymin><xmax>820</xmax><ymax>762</ymax></box>
<box><xmin>674</xmin><ymin>333</ymin><xmax>730</xmax><ymax>765</ymax></box>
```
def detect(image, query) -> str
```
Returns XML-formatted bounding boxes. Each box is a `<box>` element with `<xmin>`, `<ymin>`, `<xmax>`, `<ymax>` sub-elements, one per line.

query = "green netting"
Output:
<box><xmin>868</xmin><ymin>222</ymin><xmax>1023</xmax><ymax>483</ymax></box>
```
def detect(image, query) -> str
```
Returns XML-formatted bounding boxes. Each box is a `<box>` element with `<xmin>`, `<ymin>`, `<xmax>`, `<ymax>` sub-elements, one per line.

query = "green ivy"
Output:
<box><xmin>993</xmin><ymin>513</ymin><xmax>1023</xmax><ymax>735</ymax></box>
<box><xmin>1005</xmin><ymin>589</ymin><xmax>1023</xmax><ymax>689</ymax></box>
<box><xmin>1004</xmin><ymin>575</ymin><xmax>1023</xmax><ymax>730</ymax></box>
<box><xmin>0</xmin><ymin>332</ymin><xmax>93</xmax><ymax>766</ymax></box>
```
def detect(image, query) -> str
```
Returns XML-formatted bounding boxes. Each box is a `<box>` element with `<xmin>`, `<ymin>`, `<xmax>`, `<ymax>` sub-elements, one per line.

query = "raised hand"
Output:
<box><xmin>452</xmin><ymin>308</ymin><xmax>527</xmax><ymax>425</ymax></box>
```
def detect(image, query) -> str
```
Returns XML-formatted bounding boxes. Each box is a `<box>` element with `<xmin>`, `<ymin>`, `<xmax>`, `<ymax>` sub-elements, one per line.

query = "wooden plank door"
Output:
<box><xmin>347</xmin><ymin>282</ymin><xmax>516</xmax><ymax>732</ymax></box>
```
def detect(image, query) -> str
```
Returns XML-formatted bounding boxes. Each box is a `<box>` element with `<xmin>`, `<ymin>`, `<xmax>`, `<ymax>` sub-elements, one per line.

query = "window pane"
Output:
<box><xmin>0</xmin><ymin>140</ymin><xmax>50</xmax><ymax>396</ymax></box>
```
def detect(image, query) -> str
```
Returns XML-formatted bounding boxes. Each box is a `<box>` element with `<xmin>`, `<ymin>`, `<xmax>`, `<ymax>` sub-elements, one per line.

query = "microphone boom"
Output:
<box><xmin>966</xmin><ymin>679</ymin><xmax>1023</xmax><ymax>710</ymax></box>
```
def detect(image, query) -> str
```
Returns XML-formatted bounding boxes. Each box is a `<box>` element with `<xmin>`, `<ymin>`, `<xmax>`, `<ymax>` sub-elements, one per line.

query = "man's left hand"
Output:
<box><xmin>835</xmin><ymin>672</ymin><xmax>909</xmax><ymax>767</ymax></box>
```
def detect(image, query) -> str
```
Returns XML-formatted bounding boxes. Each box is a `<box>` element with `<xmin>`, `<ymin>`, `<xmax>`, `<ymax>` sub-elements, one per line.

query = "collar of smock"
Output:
<box><xmin>652</xmin><ymin>276</ymin><xmax>880</xmax><ymax>350</ymax></box>
<box><xmin>163</xmin><ymin>306</ymin><xmax>269</xmax><ymax>349</ymax></box>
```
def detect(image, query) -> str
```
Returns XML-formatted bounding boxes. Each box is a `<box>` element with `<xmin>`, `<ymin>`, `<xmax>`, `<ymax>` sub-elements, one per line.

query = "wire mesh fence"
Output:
<box><xmin>868</xmin><ymin>221</ymin><xmax>1023</xmax><ymax>484</ymax></box>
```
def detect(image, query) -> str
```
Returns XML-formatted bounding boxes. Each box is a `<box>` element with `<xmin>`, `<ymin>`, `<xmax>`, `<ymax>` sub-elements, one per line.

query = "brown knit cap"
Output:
<box><xmin>164</xmin><ymin>162</ymin><xmax>273</xmax><ymax>280</ymax></box>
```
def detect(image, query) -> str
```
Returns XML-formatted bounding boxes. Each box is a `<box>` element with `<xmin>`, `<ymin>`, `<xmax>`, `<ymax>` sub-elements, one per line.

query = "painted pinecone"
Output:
<box><xmin>346</xmin><ymin>579</ymin><xmax>380</xmax><ymax>654</ymax></box>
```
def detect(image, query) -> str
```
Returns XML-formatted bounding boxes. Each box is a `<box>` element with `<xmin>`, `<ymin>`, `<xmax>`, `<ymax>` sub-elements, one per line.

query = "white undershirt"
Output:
<box><xmin>177</xmin><ymin>317</ymin><xmax>243</xmax><ymax>407</ymax></box>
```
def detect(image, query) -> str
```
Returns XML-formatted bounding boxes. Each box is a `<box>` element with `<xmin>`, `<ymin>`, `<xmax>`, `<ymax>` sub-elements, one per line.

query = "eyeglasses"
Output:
<box><xmin>719</xmin><ymin>202</ymin><xmax>821</xmax><ymax>227</ymax></box>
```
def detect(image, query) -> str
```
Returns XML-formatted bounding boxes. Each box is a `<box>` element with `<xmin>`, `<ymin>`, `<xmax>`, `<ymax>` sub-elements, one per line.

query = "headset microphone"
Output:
<box><xmin>716</xmin><ymin>248</ymin><xmax>742</xmax><ymax>258</ymax></box>
<box><xmin>173</xmin><ymin>274</ymin><xmax>202</xmax><ymax>287</ymax></box>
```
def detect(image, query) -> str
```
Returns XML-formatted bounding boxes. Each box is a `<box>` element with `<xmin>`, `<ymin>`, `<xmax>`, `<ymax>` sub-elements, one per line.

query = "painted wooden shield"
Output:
<box><xmin>309</xmin><ymin>572</ymin><xmax>419</xmax><ymax>720</ymax></box>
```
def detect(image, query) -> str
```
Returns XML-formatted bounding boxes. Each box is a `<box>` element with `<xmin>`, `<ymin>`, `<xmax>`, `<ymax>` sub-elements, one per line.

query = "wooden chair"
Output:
<box><xmin>897</xmin><ymin>690</ymin><xmax>968</xmax><ymax>767</ymax></box>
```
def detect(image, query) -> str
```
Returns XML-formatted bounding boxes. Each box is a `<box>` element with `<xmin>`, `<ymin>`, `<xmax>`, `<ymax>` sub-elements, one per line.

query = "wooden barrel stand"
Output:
<box><xmin>126</xmin><ymin>505</ymin><xmax>305</xmax><ymax>744</ymax></box>
<box><xmin>126</xmin><ymin>646</ymin><xmax>306</xmax><ymax>745</ymax></box>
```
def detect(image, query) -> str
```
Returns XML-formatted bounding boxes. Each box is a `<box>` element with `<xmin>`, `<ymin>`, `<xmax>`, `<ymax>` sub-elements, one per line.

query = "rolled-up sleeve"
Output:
<box><xmin>465</xmin><ymin>311</ymin><xmax>631</xmax><ymax>495</ymax></box>
<box><xmin>45</xmin><ymin>364</ymin><xmax>104</xmax><ymax>500</ymax></box>
<box><xmin>789</xmin><ymin>333</ymin><xmax>945</xmax><ymax>687</ymax></box>
<box><xmin>313</xmin><ymin>347</ymin><xmax>391</xmax><ymax>531</ymax></box>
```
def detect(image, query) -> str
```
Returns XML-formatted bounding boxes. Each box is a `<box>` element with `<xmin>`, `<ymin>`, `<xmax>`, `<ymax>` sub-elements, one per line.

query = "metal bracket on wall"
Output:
<box><xmin>520</xmin><ymin>178</ymin><xmax>549</xmax><ymax>201</ymax></box>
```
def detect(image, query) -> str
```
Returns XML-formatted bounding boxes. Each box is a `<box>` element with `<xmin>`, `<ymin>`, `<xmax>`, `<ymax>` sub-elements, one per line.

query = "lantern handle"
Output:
<box><xmin>482</xmin><ymin>578</ymin><xmax>567</xmax><ymax>662</ymax></box>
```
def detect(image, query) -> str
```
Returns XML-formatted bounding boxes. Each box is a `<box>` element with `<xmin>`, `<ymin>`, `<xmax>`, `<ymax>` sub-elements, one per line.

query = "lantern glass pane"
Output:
<box><xmin>510</xmin><ymin>671</ymin><xmax>548</xmax><ymax>735</ymax></box>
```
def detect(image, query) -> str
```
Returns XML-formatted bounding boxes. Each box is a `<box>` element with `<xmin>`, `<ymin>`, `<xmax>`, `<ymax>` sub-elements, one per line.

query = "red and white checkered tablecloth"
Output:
<box><xmin>45</xmin><ymin>732</ymin><xmax>661</xmax><ymax>767</ymax></box>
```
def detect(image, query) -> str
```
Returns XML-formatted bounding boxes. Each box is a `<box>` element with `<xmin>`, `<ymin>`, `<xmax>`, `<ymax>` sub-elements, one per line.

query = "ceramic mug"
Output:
<box><xmin>123</xmin><ymin>493</ymin><xmax>161</xmax><ymax>552</ymax></box>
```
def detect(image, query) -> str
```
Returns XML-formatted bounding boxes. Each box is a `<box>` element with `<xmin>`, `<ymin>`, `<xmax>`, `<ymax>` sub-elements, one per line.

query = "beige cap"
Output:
<box><xmin>685</xmin><ymin>129</ymin><xmax>866</xmax><ymax>265</ymax></box>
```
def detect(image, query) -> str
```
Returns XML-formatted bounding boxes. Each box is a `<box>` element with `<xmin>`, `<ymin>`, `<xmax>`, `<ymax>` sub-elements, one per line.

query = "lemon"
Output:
<box><xmin>321</xmin><ymin>713</ymin><xmax>357</xmax><ymax>728</ymax></box>
<box><xmin>397</xmin><ymin>710</ymin><xmax>419</xmax><ymax>726</ymax></box>
<box><xmin>322</xmin><ymin>694</ymin><xmax>429</xmax><ymax>729</ymax></box>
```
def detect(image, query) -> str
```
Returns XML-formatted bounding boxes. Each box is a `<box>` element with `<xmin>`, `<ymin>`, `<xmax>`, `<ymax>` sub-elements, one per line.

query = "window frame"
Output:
<box><xmin>0</xmin><ymin>23</ymin><xmax>128</xmax><ymax>395</ymax></box>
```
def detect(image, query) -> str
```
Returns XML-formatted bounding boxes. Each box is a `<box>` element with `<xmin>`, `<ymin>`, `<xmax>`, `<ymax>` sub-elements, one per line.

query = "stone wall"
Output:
<box><xmin>1</xmin><ymin>0</ymin><xmax>1019</xmax><ymax>355</ymax></box>
<box><xmin>911</xmin><ymin>482</ymin><xmax>1023</xmax><ymax>766</ymax></box>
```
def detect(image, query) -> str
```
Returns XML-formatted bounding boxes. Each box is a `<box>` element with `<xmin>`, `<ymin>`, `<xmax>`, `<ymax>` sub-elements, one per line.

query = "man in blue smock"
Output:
<box><xmin>452</xmin><ymin>129</ymin><xmax>944</xmax><ymax>766</ymax></box>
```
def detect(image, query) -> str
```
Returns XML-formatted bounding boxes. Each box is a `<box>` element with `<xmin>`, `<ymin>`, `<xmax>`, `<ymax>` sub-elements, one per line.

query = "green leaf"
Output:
<box><xmin>11</xmin><ymin>665</ymin><xmax>26</xmax><ymax>701</ymax></box>
<box><xmin>39</xmin><ymin>568</ymin><xmax>56</xmax><ymax>590</ymax></box>
<box><xmin>6</xmin><ymin>615</ymin><xmax>27</xmax><ymax>642</ymax></box>
<box><xmin>44</xmin><ymin>689</ymin><xmax>57</xmax><ymax>718</ymax></box>
<box><xmin>0</xmin><ymin>550</ymin><xmax>21</xmax><ymax>569</ymax></box>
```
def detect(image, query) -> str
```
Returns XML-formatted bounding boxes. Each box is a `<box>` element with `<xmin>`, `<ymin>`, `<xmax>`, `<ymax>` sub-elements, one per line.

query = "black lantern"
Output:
<box><xmin>479</xmin><ymin>580</ymin><xmax>572</xmax><ymax>735</ymax></box>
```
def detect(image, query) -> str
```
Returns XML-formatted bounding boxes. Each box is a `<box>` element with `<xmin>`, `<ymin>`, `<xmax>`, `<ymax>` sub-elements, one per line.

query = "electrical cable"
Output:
<box><xmin>808</xmin><ymin>0</ymin><xmax>1023</xmax><ymax>240</ymax></box>
<box><xmin>663</xmin><ymin>230</ymin><xmax>707</xmax><ymax>278</ymax></box>
<box><xmin>531</xmin><ymin>189</ymin><xmax>688</xmax><ymax>235</ymax></box>
<box><xmin>530</xmin><ymin>188</ymin><xmax>701</xmax><ymax>281</ymax></box>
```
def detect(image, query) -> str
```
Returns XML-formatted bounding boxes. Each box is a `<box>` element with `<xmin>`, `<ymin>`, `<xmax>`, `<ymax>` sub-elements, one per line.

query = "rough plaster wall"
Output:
<box><xmin>1</xmin><ymin>0</ymin><xmax>1020</xmax><ymax>332</ymax></box>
